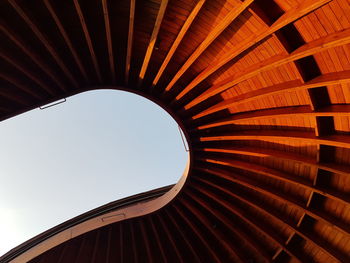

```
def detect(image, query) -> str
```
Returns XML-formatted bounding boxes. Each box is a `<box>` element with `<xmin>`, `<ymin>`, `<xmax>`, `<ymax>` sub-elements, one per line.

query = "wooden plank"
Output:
<box><xmin>152</xmin><ymin>0</ymin><xmax>206</xmax><ymax>87</ymax></box>
<box><xmin>163</xmin><ymin>209</ymin><xmax>202</xmax><ymax>263</ymax></box>
<box><xmin>196</xmin><ymin>155</ymin><xmax>349</xmax><ymax>205</ymax></box>
<box><xmin>43</xmin><ymin>0</ymin><xmax>89</xmax><ymax>83</ymax></box>
<box><xmin>184</xmin><ymin>27</ymin><xmax>350</xmax><ymax>109</ymax></box>
<box><xmin>148</xmin><ymin>217</ymin><xmax>167</xmax><ymax>263</ymax></box>
<box><xmin>138</xmin><ymin>0</ymin><xmax>169</xmax><ymax>86</ymax></box>
<box><xmin>8</xmin><ymin>0</ymin><xmax>78</xmax><ymax>89</ymax></box>
<box><xmin>0</xmin><ymin>51</ymin><xmax>56</xmax><ymax>96</ymax></box>
<box><xmin>0</xmin><ymin>23</ymin><xmax>68</xmax><ymax>92</ymax></box>
<box><xmin>194</xmin><ymin>167</ymin><xmax>350</xmax><ymax>262</ymax></box>
<box><xmin>164</xmin><ymin>0</ymin><xmax>254</xmax><ymax>92</ymax></box>
<box><xmin>185</xmin><ymin>189</ymin><xmax>272</xmax><ymax>263</ymax></box>
<box><xmin>73</xmin><ymin>0</ymin><xmax>102</xmax><ymax>82</ymax></box>
<box><xmin>190</xmin><ymin>70</ymin><xmax>350</xmax><ymax>117</ymax></box>
<box><xmin>178</xmin><ymin>197</ymin><xmax>245</xmax><ymax>263</ymax></box>
<box><xmin>194</xmin><ymin>105</ymin><xmax>350</xmax><ymax>128</ymax></box>
<box><xmin>125</xmin><ymin>0</ymin><xmax>135</xmax><ymax>84</ymax></box>
<box><xmin>189</xmin><ymin>183</ymin><xmax>300</xmax><ymax>263</ymax></box>
<box><xmin>199</xmin><ymin>130</ymin><xmax>350</xmax><ymax>149</ymax></box>
<box><xmin>0</xmin><ymin>72</ymin><xmax>44</xmax><ymax>100</ymax></box>
<box><xmin>195</xmin><ymin>146</ymin><xmax>350</xmax><ymax>177</ymax></box>
<box><xmin>102</xmin><ymin>0</ymin><xmax>116</xmax><ymax>84</ymax></box>
<box><xmin>173</xmin><ymin>204</ymin><xmax>222</xmax><ymax>263</ymax></box>
<box><xmin>177</xmin><ymin>0</ymin><xmax>332</xmax><ymax>101</ymax></box>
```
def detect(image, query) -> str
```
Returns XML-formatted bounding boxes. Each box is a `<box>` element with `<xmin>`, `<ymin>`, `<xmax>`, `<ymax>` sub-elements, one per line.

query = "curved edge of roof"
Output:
<box><xmin>1</xmin><ymin>155</ymin><xmax>190</xmax><ymax>263</ymax></box>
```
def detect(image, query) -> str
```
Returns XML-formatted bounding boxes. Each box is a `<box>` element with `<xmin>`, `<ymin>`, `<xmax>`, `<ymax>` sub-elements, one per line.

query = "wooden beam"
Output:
<box><xmin>147</xmin><ymin>217</ymin><xmax>167</xmax><ymax>263</ymax></box>
<box><xmin>190</xmin><ymin>70</ymin><xmax>350</xmax><ymax>117</ymax></box>
<box><xmin>163</xmin><ymin>209</ymin><xmax>202</xmax><ymax>263</ymax></box>
<box><xmin>178</xmin><ymin>197</ymin><xmax>245</xmax><ymax>263</ymax></box>
<box><xmin>194</xmin><ymin>167</ymin><xmax>350</xmax><ymax>262</ymax></box>
<box><xmin>185</xmin><ymin>189</ymin><xmax>272</xmax><ymax>263</ymax></box>
<box><xmin>0</xmin><ymin>23</ymin><xmax>68</xmax><ymax>92</ymax></box>
<box><xmin>138</xmin><ymin>0</ymin><xmax>169</xmax><ymax>86</ymax></box>
<box><xmin>73</xmin><ymin>0</ymin><xmax>102</xmax><ymax>82</ymax></box>
<box><xmin>164</xmin><ymin>0</ymin><xmax>254</xmax><ymax>92</ymax></box>
<box><xmin>8</xmin><ymin>0</ymin><xmax>78</xmax><ymax>89</ymax></box>
<box><xmin>0</xmin><ymin>51</ymin><xmax>56</xmax><ymax>96</ymax></box>
<box><xmin>178</xmin><ymin>0</ymin><xmax>332</xmax><ymax>102</ymax></box>
<box><xmin>125</xmin><ymin>0</ymin><xmax>135</xmax><ymax>84</ymax></box>
<box><xmin>196</xmin><ymin>155</ymin><xmax>349</xmax><ymax>205</ymax></box>
<box><xmin>189</xmin><ymin>183</ymin><xmax>301</xmax><ymax>263</ymax></box>
<box><xmin>152</xmin><ymin>0</ymin><xmax>206</xmax><ymax>88</ymax></box>
<box><xmin>102</xmin><ymin>0</ymin><xmax>116</xmax><ymax>84</ymax></box>
<box><xmin>0</xmin><ymin>72</ymin><xmax>44</xmax><ymax>100</ymax></box>
<box><xmin>43</xmin><ymin>0</ymin><xmax>89</xmax><ymax>83</ymax></box>
<box><xmin>195</xmin><ymin>146</ymin><xmax>350</xmax><ymax>177</ymax></box>
<box><xmin>196</xmin><ymin>165</ymin><xmax>350</xmax><ymax>237</ymax></box>
<box><xmin>184</xmin><ymin>27</ymin><xmax>350</xmax><ymax>109</ymax></box>
<box><xmin>194</xmin><ymin>105</ymin><xmax>350</xmax><ymax>129</ymax></box>
<box><xmin>173</xmin><ymin>204</ymin><xmax>222</xmax><ymax>263</ymax></box>
<box><xmin>199</xmin><ymin>130</ymin><xmax>350</xmax><ymax>149</ymax></box>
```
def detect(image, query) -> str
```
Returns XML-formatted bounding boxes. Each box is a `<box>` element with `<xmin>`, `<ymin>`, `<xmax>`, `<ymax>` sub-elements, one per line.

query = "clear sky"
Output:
<box><xmin>0</xmin><ymin>89</ymin><xmax>187</xmax><ymax>257</ymax></box>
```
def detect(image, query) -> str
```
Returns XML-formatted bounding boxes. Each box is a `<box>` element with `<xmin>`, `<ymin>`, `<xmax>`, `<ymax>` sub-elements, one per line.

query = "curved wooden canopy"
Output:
<box><xmin>1</xmin><ymin>0</ymin><xmax>350</xmax><ymax>262</ymax></box>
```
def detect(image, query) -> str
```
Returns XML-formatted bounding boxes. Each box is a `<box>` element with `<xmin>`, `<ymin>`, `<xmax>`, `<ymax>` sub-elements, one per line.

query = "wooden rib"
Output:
<box><xmin>178</xmin><ymin>0</ymin><xmax>332</xmax><ymax>101</ymax></box>
<box><xmin>0</xmin><ymin>72</ymin><xmax>44</xmax><ymax>100</ymax></box>
<box><xmin>184</xmin><ymin>27</ymin><xmax>350</xmax><ymax>109</ymax></box>
<box><xmin>8</xmin><ymin>0</ymin><xmax>78</xmax><ymax>90</ymax></box>
<box><xmin>173</xmin><ymin>204</ymin><xmax>222</xmax><ymax>263</ymax></box>
<box><xmin>139</xmin><ymin>221</ymin><xmax>152</xmax><ymax>262</ymax></box>
<box><xmin>151</xmin><ymin>0</ymin><xmax>206</xmax><ymax>87</ymax></box>
<box><xmin>193</xmin><ymin>173</ymin><xmax>348</xmax><ymax>263</ymax></box>
<box><xmin>73</xmin><ymin>0</ymin><xmax>102</xmax><ymax>83</ymax></box>
<box><xmin>164</xmin><ymin>0</ymin><xmax>254</xmax><ymax>92</ymax></box>
<box><xmin>156</xmin><ymin>214</ymin><xmax>183</xmax><ymax>263</ymax></box>
<box><xmin>200</xmin><ymin>130</ymin><xmax>350</xmax><ymax>149</ymax></box>
<box><xmin>163</xmin><ymin>209</ymin><xmax>202</xmax><ymax>263</ymax></box>
<box><xmin>0</xmin><ymin>52</ymin><xmax>56</xmax><ymax>96</ymax></box>
<box><xmin>196</xmin><ymin>155</ymin><xmax>349</xmax><ymax>206</ymax></box>
<box><xmin>138</xmin><ymin>0</ymin><xmax>169</xmax><ymax>86</ymax></box>
<box><xmin>130</xmin><ymin>222</ymin><xmax>137</xmax><ymax>263</ymax></box>
<box><xmin>188</xmin><ymin>184</ymin><xmax>300</xmax><ymax>263</ymax></box>
<box><xmin>195</xmin><ymin>164</ymin><xmax>350</xmax><ymax>237</ymax></box>
<box><xmin>125</xmin><ymin>0</ymin><xmax>135</xmax><ymax>84</ymax></box>
<box><xmin>43</xmin><ymin>0</ymin><xmax>89</xmax><ymax>83</ymax></box>
<box><xmin>185</xmin><ymin>189</ymin><xmax>273</xmax><ymax>262</ymax></box>
<box><xmin>148</xmin><ymin>217</ymin><xmax>167</xmax><ymax>263</ymax></box>
<box><xmin>196</xmin><ymin>146</ymin><xmax>350</xmax><ymax>177</ymax></box>
<box><xmin>102</xmin><ymin>0</ymin><xmax>115</xmax><ymax>84</ymax></box>
<box><xmin>0</xmin><ymin>23</ymin><xmax>68</xmax><ymax>92</ymax></box>
<box><xmin>178</xmin><ymin>197</ymin><xmax>245</xmax><ymax>263</ymax></box>
<box><xmin>191</xmin><ymin>70</ymin><xmax>350</xmax><ymax>117</ymax></box>
<box><xmin>194</xmin><ymin>105</ymin><xmax>350</xmax><ymax>128</ymax></box>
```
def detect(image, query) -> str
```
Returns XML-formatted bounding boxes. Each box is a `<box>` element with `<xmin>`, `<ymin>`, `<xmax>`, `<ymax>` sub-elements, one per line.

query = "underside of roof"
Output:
<box><xmin>1</xmin><ymin>0</ymin><xmax>350</xmax><ymax>262</ymax></box>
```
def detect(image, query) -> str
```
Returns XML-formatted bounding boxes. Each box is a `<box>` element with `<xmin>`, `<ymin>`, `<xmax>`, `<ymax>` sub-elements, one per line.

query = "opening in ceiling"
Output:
<box><xmin>0</xmin><ymin>89</ymin><xmax>188</xmax><ymax>257</ymax></box>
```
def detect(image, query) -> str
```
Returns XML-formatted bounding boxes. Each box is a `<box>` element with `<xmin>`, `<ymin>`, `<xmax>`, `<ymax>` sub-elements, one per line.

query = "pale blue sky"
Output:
<box><xmin>0</xmin><ymin>90</ymin><xmax>187</xmax><ymax>256</ymax></box>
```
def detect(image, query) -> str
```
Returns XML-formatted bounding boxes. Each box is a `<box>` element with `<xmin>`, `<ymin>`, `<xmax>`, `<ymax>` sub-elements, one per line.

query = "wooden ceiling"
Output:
<box><xmin>1</xmin><ymin>0</ymin><xmax>350</xmax><ymax>262</ymax></box>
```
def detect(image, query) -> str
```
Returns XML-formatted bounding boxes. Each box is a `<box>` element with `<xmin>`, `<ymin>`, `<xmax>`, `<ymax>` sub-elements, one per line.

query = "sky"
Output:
<box><xmin>0</xmin><ymin>89</ymin><xmax>188</xmax><ymax>257</ymax></box>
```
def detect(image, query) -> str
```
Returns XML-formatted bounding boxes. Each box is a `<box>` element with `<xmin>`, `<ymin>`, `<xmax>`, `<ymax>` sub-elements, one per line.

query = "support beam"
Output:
<box><xmin>8</xmin><ymin>0</ymin><xmax>78</xmax><ymax>89</ymax></box>
<box><xmin>102</xmin><ymin>0</ymin><xmax>116</xmax><ymax>84</ymax></box>
<box><xmin>73</xmin><ymin>0</ymin><xmax>102</xmax><ymax>82</ymax></box>
<box><xmin>193</xmin><ymin>105</ymin><xmax>350</xmax><ymax>129</ymax></box>
<box><xmin>184</xmin><ymin>27</ymin><xmax>350</xmax><ymax>109</ymax></box>
<box><xmin>199</xmin><ymin>130</ymin><xmax>350</xmax><ymax>149</ymax></box>
<box><xmin>164</xmin><ymin>0</ymin><xmax>254</xmax><ymax>92</ymax></box>
<box><xmin>151</xmin><ymin>0</ymin><xmax>206</xmax><ymax>88</ymax></box>
<box><xmin>177</xmin><ymin>0</ymin><xmax>332</xmax><ymax>102</ymax></box>
<box><xmin>196</xmin><ymin>146</ymin><xmax>350</xmax><ymax>177</ymax></box>
<box><xmin>125</xmin><ymin>0</ymin><xmax>135</xmax><ymax>84</ymax></box>
<box><xmin>138</xmin><ymin>0</ymin><xmax>169</xmax><ymax>86</ymax></box>
<box><xmin>43</xmin><ymin>0</ymin><xmax>89</xmax><ymax>83</ymax></box>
